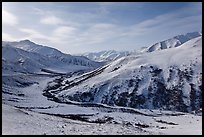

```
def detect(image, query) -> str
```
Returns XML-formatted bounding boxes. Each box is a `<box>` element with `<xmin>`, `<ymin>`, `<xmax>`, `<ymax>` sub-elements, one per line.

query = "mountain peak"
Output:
<box><xmin>19</xmin><ymin>39</ymin><xmax>37</xmax><ymax>45</ymax></box>
<box><xmin>20</xmin><ymin>39</ymin><xmax>31</xmax><ymax>42</ymax></box>
<box><xmin>142</xmin><ymin>31</ymin><xmax>202</xmax><ymax>53</ymax></box>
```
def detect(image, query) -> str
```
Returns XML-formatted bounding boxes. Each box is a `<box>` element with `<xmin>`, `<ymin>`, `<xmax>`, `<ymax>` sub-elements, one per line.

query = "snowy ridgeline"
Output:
<box><xmin>78</xmin><ymin>31</ymin><xmax>202</xmax><ymax>62</ymax></box>
<box><xmin>141</xmin><ymin>31</ymin><xmax>202</xmax><ymax>52</ymax></box>
<box><xmin>77</xmin><ymin>50</ymin><xmax>131</xmax><ymax>62</ymax></box>
<box><xmin>2</xmin><ymin>32</ymin><xmax>202</xmax><ymax>135</ymax></box>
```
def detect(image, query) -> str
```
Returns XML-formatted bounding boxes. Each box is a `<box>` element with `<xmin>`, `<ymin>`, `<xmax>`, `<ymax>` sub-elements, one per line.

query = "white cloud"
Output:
<box><xmin>40</xmin><ymin>16</ymin><xmax>65</xmax><ymax>25</ymax></box>
<box><xmin>52</xmin><ymin>26</ymin><xmax>77</xmax><ymax>42</ymax></box>
<box><xmin>44</xmin><ymin>23</ymin><xmax>120</xmax><ymax>47</ymax></box>
<box><xmin>2</xmin><ymin>33</ymin><xmax>17</xmax><ymax>41</ymax></box>
<box><xmin>2</xmin><ymin>8</ymin><xmax>18</xmax><ymax>26</ymax></box>
<box><xmin>71</xmin><ymin>23</ymin><xmax>120</xmax><ymax>45</ymax></box>
<box><xmin>91</xmin><ymin>23</ymin><xmax>116</xmax><ymax>29</ymax></box>
<box><xmin>54</xmin><ymin>26</ymin><xmax>76</xmax><ymax>35</ymax></box>
<box><xmin>20</xmin><ymin>28</ymin><xmax>38</xmax><ymax>34</ymax></box>
<box><xmin>33</xmin><ymin>7</ymin><xmax>82</xmax><ymax>27</ymax></box>
<box><xmin>19</xmin><ymin>28</ymin><xmax>50</xmax><ymax>41</ymax></box>
<box><xmin>32</xmin><ymin>7</ymin><xmax>46</xmax><ymax>15</ymax></box>
<box><xmin>122</xmin><ymin>6</ymin><xmax>202</xmax><ymax>37</ymax></box>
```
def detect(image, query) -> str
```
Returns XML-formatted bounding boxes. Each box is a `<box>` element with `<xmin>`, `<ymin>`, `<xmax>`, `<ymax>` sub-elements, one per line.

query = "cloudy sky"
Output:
<box><xmin>2</xmin><ymin>2</ymin><xmax>202</xmax><ymax>54</ymax></box>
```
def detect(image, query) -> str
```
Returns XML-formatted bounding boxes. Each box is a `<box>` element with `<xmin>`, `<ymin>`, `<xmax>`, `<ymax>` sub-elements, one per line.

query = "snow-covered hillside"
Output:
<box><xmin>142</xmin><ymin>31</ymin><xmax>202</xmax><ymax>52</ymax></box>
<box><xmin>2</xmin><ymin>40</ymin><xmax>103</xmax><ymax>75</ymax></box>
<box><xmin>45</xmin><ymin>36</ymin><xmax>202</xmax><ymax>113</ymax></box>
<box><xmin>78</xmin><ymin>50</ymin><xmax>130</xmax><ymax>62</ymax></box>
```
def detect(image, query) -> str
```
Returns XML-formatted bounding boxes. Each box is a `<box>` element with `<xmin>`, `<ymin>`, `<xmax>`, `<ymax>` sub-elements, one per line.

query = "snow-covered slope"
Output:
<box><xmin>46</xmin><ymin>36</ymin><xmax>202</xmax><ymax>113</ymax></box>
<box><xmin>79</xmin><ymin>50</ymin><xmax>130</xmax><ymax>62</ymax></box>
<box><xmin>142</xmin><ymin>32</ymin><xmax>202</xmax><ymax>52</ymax></box>
<box><xmin>2</xmin><ymin>40</ymin><xmax>66</xmax><ymax>57</ymax></box>
<box><xmin>2</xmin><ymin>40</ymin><xmax>103</xmax><ymax>74</ymax></box>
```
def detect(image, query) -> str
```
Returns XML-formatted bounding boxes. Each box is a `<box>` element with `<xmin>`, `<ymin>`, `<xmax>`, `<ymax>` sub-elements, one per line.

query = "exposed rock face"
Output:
<box><xmin>57</xmin><ymin>65</ymin><xmax>201</xmax><ymax>113</ymax></box>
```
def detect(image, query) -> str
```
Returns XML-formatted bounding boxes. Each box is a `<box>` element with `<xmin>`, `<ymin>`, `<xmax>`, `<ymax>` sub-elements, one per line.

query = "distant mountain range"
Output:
<box><xmin>2</xmin><ymin>40</ymin><xmax>103</xmax><ymax>75</ymax></box>
<box><xmin>77</xmin><ymin>50</ymin><xmax>130</xmax><ymax>62</ymax></box>
<box><xmin>80</xmin><ymin>32</ymin><xmax>202</xmax><ymax>62</ymax></box>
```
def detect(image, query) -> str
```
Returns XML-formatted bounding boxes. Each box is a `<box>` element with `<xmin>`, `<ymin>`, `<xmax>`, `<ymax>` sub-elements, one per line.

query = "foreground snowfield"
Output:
<box><xmin>2</xmin><ymin>104</ymin><xmax>153</xmax><ymax>135</ymax></box>
<box><xmin>2</xmin><ymin>103</ymin><xmax>202</xmax><ymax>135</ymax></box>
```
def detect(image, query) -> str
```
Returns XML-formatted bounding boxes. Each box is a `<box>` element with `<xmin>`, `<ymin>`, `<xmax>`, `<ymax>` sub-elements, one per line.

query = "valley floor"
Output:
<box><xmin>2</xmin><ymin>75</ymin><xmax>202</xmax><ymax>135</ymax></box>
<box><xmin>2</xmin><ymin>104</ymin><xmax>153</xmax><ymax>135</ymax></box>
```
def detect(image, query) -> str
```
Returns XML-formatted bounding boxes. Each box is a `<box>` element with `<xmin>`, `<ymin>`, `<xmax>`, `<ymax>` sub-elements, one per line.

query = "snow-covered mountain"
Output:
<box><xmin>2</xmin><ymin>34</ymin><xmax>202</xmax><ymax>135</ymax></box>
<box><xmin>142</xmin><ymin>31</ymin><xmax>202</xmax><ymax>52</ymax></box>
<box><xmin>80</xmin><ymin>32</ymin><xmax>202</xmax><ymax>62</ymax></box>
<box><xmin>79</xmin><ymin>50</ymin><xmax>130</xmax><ymax>62</ymax></box>
<box><xmin>2</xmin><ymin>40</ymin><xmax>103</xmax><ymax>74</ymax></box>
<box><xmin>45</xmin><ymin>36</ymin><xmax>202</xmax><ymax>113</ymax></box>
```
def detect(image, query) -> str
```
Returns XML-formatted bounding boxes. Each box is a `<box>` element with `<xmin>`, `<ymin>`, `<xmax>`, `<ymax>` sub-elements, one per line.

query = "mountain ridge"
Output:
<box><xmin>78</xmin><ymin>31</ymin><xmax>202</xmax><ymax>62</ymax></box>
<box><xmin>141</xmin><ymin>31</ymin><xmax>202</xmax><ymax>52</ymax></box>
